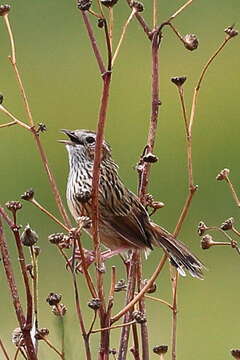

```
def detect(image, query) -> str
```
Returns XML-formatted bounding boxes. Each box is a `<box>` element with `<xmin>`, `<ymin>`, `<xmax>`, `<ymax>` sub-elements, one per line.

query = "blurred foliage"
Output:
<box><xmin>0</xmin><ymin>0</ymin><xmax>240</xmax><ymax>359</ymax></box>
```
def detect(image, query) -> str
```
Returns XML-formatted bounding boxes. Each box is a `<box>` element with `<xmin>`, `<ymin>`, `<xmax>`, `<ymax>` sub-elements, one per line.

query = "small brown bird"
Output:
<box><xmin>61</xmin><ymin>129</ymin><xmax>204</xmax><ymax>279</ymax></box>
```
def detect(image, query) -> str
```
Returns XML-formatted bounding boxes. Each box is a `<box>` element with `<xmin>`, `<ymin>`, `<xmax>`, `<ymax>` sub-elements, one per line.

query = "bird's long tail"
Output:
<box><xmin>150</xmin><ymin>223</ymin><xmax>204</xmax><ymax>279</ymax></box>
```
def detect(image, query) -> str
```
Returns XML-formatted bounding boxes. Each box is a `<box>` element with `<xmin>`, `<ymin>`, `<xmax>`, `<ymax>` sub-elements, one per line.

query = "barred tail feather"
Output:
<box><xmin>151</xmin><ymin>223</ymin><xmax>204</xmax><ymax>279</ymax></box>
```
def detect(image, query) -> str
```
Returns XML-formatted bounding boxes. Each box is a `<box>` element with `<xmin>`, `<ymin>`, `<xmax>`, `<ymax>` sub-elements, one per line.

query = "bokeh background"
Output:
<box><xmin>0</xmin><ymin>0</ymin><xmax>240</xmax><ymax>359</ymax></box>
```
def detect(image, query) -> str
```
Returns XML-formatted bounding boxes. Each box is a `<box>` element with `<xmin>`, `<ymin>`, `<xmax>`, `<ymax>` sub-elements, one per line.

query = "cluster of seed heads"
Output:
<box><xmin>46</xmin><ymin>292</ymin><xmax>67</xmax><ymax>316</ymax></box>
<box><xmin>88</xmin><ymin>297</ymin><xmax>101</xmax><ymax>310</ymax></box>
<box><xmin>132</xmin><ymin>310</ymin><xmax>147</xmax><ymax>324</ymax></box>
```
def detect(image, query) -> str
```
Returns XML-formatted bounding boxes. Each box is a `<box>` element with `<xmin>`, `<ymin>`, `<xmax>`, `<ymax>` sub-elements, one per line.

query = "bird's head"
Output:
<box><xmin>59</xmin><ymin>129</ymin><xmax>111</xmax><ymax>162</ymax></box>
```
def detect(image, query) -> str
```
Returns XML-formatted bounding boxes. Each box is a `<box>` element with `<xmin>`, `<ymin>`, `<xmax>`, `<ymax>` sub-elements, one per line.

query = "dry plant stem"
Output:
<box><xmin>0</xmin><ymin>105</ymin><xmax>30</xmax><ymax>130</ymax></box>
<box><xmin>13</xmin><ymin>346</ymin><xmax>20</xmax><ymax>360</ymax></box>
<box><xmin>136</xmin><ymin>255</ymin><xmax>149</xmax><ymax>360</ymax></box>
<box><xmin>117</xmin><ymin>252</ymin><xmax>137</xmax><ymax>360</ymax></box>
<box><xmin>3</xmin><ymin>13</ymin><xmax>71</xmax><ymax>228</ymax></box>
<box><xmin>139</xmin><ymin>30</ymin><xmax>161</xmax><ymax>203</ymax></box>
<box><xmin>225</xmin><ymin>175</ymin><xmax>240</xmax><ymax>207</ymax></box>
<box><xmin>131</xmin><ymin>323</ymin><xmax>140</xmax><ymax>360</ymax></box>
<box><xmin>30</xmin><ymin>199</ymin><xmax>69</xmax><ymax>232</ymax></box>
<box><xmin>0</xmin><ymin>208</ymin><xmax>33</xmax><ymax>333</ymax></box>
<box><xmin>167</xmin><ymin>0</ymin><xmax>193</xmax><ymax>22</ymax></box>
<box><xmin>81</xmin><ymin>11</ymin><xmax>106</xmax><ymax>74</ymax></box>
<box><xmin>109</xmin><ymin>8</ymin><xmax>113</xmax><ymax>52</ymax></box>
<box><xmin>0</xmin><ymin>218</ymin><xmax>37</xmax><ymax>360</ymax></box>
<box><xmin>41</xmin><ymin>337</ymin><xmax>64</xmax><ymax>359</ymax></box>
<box><xmin>112</xmin><ymin>9</ymin><xmax>136</xmax><ymax>66</ymax></box>
<box><xmin>144</xmin><ymin>294</ymin><xmax>173</xmax><ymax>309</ymax></box>
<box><xmin>189</xmin><ymin>36</ymin><xmax>232</xmax><ymax>134</ymax></box>
<box><xmin>92</xmin><ymin>321</ymin><xmax>136</xmax><ymax>334</ymax></box>
<box><xmin>30</xmin><ymin>246</ymin><xmax>39</xmax><ymax>349</ymax></box>
<box><xmin>168</xmin><ymin>23</ymin><xmax>185</xmax><ymax>45</ymax></box>
<box><xmin>0</xmin><ymin>120</ymin><xmax>16</xmax><ymax>128</ymax></box>
<box><xmin>170</xmin><ymin>271</ymin><xmax>178</xmax><ymax>360</ymax></box>
<box><xmin>153</xmin><ymin>0</ymin><xmax>157</xmax><ymax>29</ymax></box>
<box><xmin>112</xmin><ymin>254</ymin><xmax>167</xmax><ymax>323</ymax></box>
<box><xmin>0</xmin><ymin>338</ymin><xmax>10</xmax><ymax>360</ymax></box>
<box><xmin>125</xmin><ymin>0</ymin><xmax>152</xmax><ymax>39</ymax></box>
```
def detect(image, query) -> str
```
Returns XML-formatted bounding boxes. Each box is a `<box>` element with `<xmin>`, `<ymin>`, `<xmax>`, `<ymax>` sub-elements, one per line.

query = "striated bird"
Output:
<box><xmin>60</xmin><ymin>129</ymin><xmax>204</xmax><ymax>279</ymax></box>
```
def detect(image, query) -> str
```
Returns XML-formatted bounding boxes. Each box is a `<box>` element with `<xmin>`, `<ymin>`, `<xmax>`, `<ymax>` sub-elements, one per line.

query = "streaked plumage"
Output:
<box><xmin>62</xmin><ymin>129</ymin><xmax>204</xmax><ymax>279</ymax></box>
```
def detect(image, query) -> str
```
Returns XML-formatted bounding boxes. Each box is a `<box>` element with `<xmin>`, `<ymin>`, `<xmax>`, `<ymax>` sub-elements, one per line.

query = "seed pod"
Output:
<box><xmin>197</xmin><ymin>221</ymin><xmax>208</xmax><ymax>236</ymax></box>
<box><xmin>12</xmin><ymin>328</ymin><xmax>24</xmax><ymax>347</ymax></box>
<box><xmin>201</xmin><ymin>234</ymin><xmax>214</xmax><ymax>250</ymax></box>
<box><xmin>0</xmin><ymin>4</ymin><xmax>10</xmax><ymax>16</ymax></box>
<box><xmin>77</xmin><ymin>0</ymin><xmax>92</xmax><ymax>11</ymax></box>
<box><xmin>114</xmin><ymin>279</ymin><xmax>127</xmax><ymax>292</ymax></box>
<box><xmin>35</xmin><ymin>328</ymin><xmax>49</xmax><ymax>340</ymax></box>
<box><xmin>132</xmin><ymin>310</ymin><xmax>147</xmax><ymax>324</ymax></box>
<box><xmin>225</xmin><ymin>26</ymin><xmax>238</xmax><ymax>38</ymax></box>
<box><xmin>21</xmin><ymin>189</ymin><xmax>34</xmax><ymax>201</ymax></box>
<box><xmin>21</xmin><ymin>225</ymin><xmax>38</xmax><ymax>247</ymax></box>
<box><xmin>231</xmin><ymin>349</ymin><xmax>240</xmax><ymax>359</ymax></box>
<box><xmin>130</xmin><ymin>1</ymin><xmax>144</xmax><ymax>12</ymax></box>
<box><xmin>216</xmin><ymin>168</ymin><xmax>230</xmax><ymax>181</ymax></box>
<box><xmin>88</xmin><ymin>298</ymin><xmax>101</xmax><ymax>310</ymax></box>
<box><xmin>153</xmin><ymin>345</ymin><xmax>168</xmax><ymax>355</ymax></box>
<box><xmin>183</xmin><ymin>34</ymin><xmax>199</xmax><ymax>51</ymax></box>
<box><xmin>46</xmin><ymin>292</ymin><xmax>62</xmax><ymax>306</ymax></box>
<box><xmin>5</xmin><ymin>201</ymin><xmax>22</xmax><ymax>212</ymax></box>
<box><xmin>220</xmin><ymin>217</ymin><xmax>234</xmax><ymax>231</ymax></box>
<box><xmin>171</xmin><ymin>76</ymin><xmax>187</xmax><ymax>87</ymax></box>
<box><xmin>101</xmin><ymin>0</ymin><xmax>119</xmax><ymax>7</ymax></box>
<box><xmin>143</xmin><ymin>153</ymin><xmax>158</xmax><ymax>163</ymax></box>
<box><xmin>48</xmin><ymin>233</ymin><xmax>65</xmax><ymax>245</ymax></box>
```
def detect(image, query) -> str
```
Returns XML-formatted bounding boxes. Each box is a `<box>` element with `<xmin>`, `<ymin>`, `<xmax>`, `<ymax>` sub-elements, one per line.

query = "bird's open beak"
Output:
<box><xmin>58</xmin><ymin>129</ymin><xmax>75</xmax><ymax>145</ymax></box>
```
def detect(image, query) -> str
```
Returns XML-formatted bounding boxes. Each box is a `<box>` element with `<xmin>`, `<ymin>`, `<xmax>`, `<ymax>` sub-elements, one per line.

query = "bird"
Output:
<box><xmin>60</xmin><ymin>129</ymin><xmax>204</xmax><ymax>279</ymax></box>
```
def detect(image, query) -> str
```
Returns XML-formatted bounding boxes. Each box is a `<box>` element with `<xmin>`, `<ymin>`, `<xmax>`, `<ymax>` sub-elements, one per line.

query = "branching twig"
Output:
<box><xmin>0</xmin><ymin>338</ymin><xmax>10</xmax><ymax>360</ymax></box>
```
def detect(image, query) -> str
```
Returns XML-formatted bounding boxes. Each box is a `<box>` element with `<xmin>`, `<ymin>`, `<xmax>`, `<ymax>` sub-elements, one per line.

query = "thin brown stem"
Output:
<box><xmin>0</xmin><ymin>338</ymin><xmax>10</xmax><ymax>360</ymax></box>
<box><xmin>225</xmin><ymin>176</ymin><xmax>240</xmax><ymax>207</ymax></box>
<box><xmin>171</xmin><ymin>272</ymin><xmax>178</xmax><ymax>360</ymax></box>
<box><xmin>112</xmin><ymin>9</ymin><xmax>136</xmax><ymax>66</ymax></box>
<box><xmin>92</xmin><ymin>320</ymin><xmax>136</xmax><ymax>334</ymax></box>
<box><xmin>167</xmin><ymin>0</ymin><xmax>193</xmax><ymax>22</ymax></box>
<box><xmin>109</xmin><ymin>7</ymin><xmax>113</xmax><ymax>52</ymax></box>
<box><xmin>0</xmin><ymin>120</ymin><xmax>16</xmax><ymax>129</ymax></box>
<box><xmin>41</xmin><ymin>337</ymin><xmax>64</xmax><ymax>359</ymax></box>
<box><xmin>112</xmin><ymin>254</ymin><xmax>167</xmax><ymax>324</ymax></box>
<box><xmin>144</xmin><ymin>294</ymin><xmax>173</xmax><ymax>310</ymax></box>
<box><xmin>131</xmin><ymin>323</ymin><xmax>140</xmax><ymax>360</ymax></box>
<box><xmin>13</xmin><ymin>346</ymin><xmax>21</xmax><ymax>360</ymax></box>
<box><xmin>30</xmin><ymin>246</ymin><xmax>39</xmax><ymax>351</ymax></box>
<box><xmin>153</xmin><ymin>0</ymin><xmax>157</xmax><ymax>29</ymax></box>
<box><xmin>125</xmin><ymin>0</ymin><xmax>152</xmax><ymax>39</ymax></box>
<box><xmin>168</xmin><ymin>23</ymin><xmax>186</xmax><ymax>45</ymax></box>
<box><xmin>0</xmin><ymin>105</ymin><xmax>30</xmax><ymax>130</ymax></box>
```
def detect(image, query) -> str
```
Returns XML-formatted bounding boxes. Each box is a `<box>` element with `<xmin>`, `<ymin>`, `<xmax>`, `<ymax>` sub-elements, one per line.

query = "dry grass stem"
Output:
<box><xmin>225</xmin><ymin>175</ymin><xmax>240</xmax><ymax>207</ymax></box>
<box><xmin>92</xmin><ymin>320</ymin><xmax>136</xmax><ymax>334</ymax></box>
<box><xmin>0</xmin><ymin>105</ymin><xmax>30</xmax><ymax>130</ymax></box>
<box><xmin>0</xmin><ymin>338</ymin><xmax>10</xmax><ymax>360</ymax></box>
<box><xmin>0</xmin><ymin>120</ymin><xmax>16</xmax><ymax>128</ymax></box>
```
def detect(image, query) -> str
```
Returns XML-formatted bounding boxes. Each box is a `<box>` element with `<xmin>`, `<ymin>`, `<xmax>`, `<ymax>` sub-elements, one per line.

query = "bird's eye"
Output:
<box><xmin>85</xmin><ymin>136</ymin><xmax>95</xmax><ymax>144</ymax></box>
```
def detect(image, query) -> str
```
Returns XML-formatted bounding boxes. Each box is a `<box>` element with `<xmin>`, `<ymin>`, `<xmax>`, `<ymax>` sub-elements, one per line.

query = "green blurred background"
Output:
<box><xmin>0</xmin><ymin>0</ymin><xmax>240</xmax><ymax>358</ymax></box>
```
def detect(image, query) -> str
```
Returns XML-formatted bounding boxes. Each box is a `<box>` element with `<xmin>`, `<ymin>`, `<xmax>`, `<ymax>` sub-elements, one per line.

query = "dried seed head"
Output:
<box><xmin>48</xmin><ymin>233</ymin><xmax>65</xmax><ymax>245</ymax></box>
<box><xmin>101</xmin><ymin>0</ymin><xmax>119</xmax><ymax>7</ymax></box>
<box><xmin>77</xmin><ymin>216</ymin><xmax>92</xmax><ymax>229</ymax></box>
<box><xmin>130</xmin><ymin>1</ymin><xmax>144</xmax><ymax>12</ymax></box>
<box><xmin>21</xmin><ymin>225</ymin><xmax>38</xmax><ymax>247</ymax></box>
<box><xmin>26</xmin><ymin>263</ymin><xmax>33</xmax><ymax>272</ymax></box>
<box><xmin>36</xmin><ymin>123</ymin><xmax>47</xmax><ymax>134</ymax></box>
<box><xmin>183</xmin><ymin>34</ymin><xmax>199</xmax><ymax>51</ymax></box>
<box><xmin>198</xmin><ymin>221</ymin><xmax>208</xmax><ymax>236</ymax></box>
<box><xmin>225</xmin><ymin>26</ymin><xmax>238</xmax><ymax>38</ymax></box>
<box><xmin>201</xmin><ymin>234</ymin><xmax>214</xmax><ymax>250</ymax></box>
<box><xmin>132</xmin><ymin>310</ymin><xmax>147</xmax><ymax>324</ymax></box>
<box><xmin>12</xmin><ymin>328</ymin><xmax>24</xmax><ymax>347</ymax></box>
<box><xmin>52</xmin><ymin>303</ymin><xmax>67</xmax><ymax>316</ymax></box>
<box><xmin>220</xmin><ymin>217</ymin><xmax>234</xmax><ymax>231</ymax></box>
<box><xmin>0</xmin><ymin>4</ymin><xmax>10</xmax><ymax>16</ymax></box>
<box><xmin>35</xmin><ymin>328</ymin><xmax>49</xmax><ymax>340</ymax></box>
<box><xmin>216</xmin><ymin>168</ymin><xmax>230</xmax><ymax>180</ymax></box>
<box><xmin>143</xmin><ymin>153</ymin><xmax>158</xmax><ymax>163</ymax></box>
<box><xmin>21</xmin><ymin>188</ymin><xmax>34</xmax><ymax>201</ymax></box>
<box><xmin>171</xmin><ymin>76</ymin><xmax>187</xmax><ymax>87</ymax></box>
<box><xmin>46</xmin><ymin>292</ymin><xmax>62</xmax><ymax>306</ymax></box>
<box><xmin>0</xmin><ymin>94</ymin><xmax>3</xmax><ymax>104</ymax></box>
<box><xmin>33</xmin><ymin>246</ymin><xmax>41</xmax><ymax>257</ymax></box>
<box><xmin>97</xmin><ymin>18</ymin><xmax>105</xmax><ymax>28</ymax></box>
<box><xmin>153</xmin><ymin>345</ymin><xmax>168</xmax><ymax>355</ymax></box>
<box><xmin>5</xmin><ymin>201</ymin><xmax>22</xmax><ymax>213</ymax></box>
<box><xmin>142</xmin><ymin>279</ymin><xmax>157</xmax><ymax>294</ymax></box>
<box><xmin>88</xmin><ymin>298</ymin><xmax>101</xmax><ymax>310</ymax></box>
<box><xmin>231</xmin><ymin>349</ymin><xmax>240</xmax><ymax>359</ymax></box>
<box><xmin>114</xmin><ymin>279</ymin><xmax>127</xmax><ymax>292</ymax></box>
<box><xmin>77</xmin><ymin>0</ymin><xmax>92</xmax><ymax>11</ymax></box>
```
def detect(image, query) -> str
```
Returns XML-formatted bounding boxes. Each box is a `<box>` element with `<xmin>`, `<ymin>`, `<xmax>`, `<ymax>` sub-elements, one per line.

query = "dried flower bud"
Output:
<box><xmin>52</xmin><ymin>304</ymin><xmax>67</xmax><ymax>316</ymax></box>
<box><xmin>48</xmin><ymin>233</ymin><xmax>65</xmax><ymax>245</ymax></box>
<box><xmin>21</xmin><ymin>188</ymin><xmax>34</xmax><ymax>201</ymax></box>
<box><xmin>171</xmin><ymin>76</ymin><xmax>187</xmax><ymax>87</ymax></box>
<box><xmin>12</xmin><ymin>328</ymin><xmax>24</xmax><ymax>347</ymax></box>
<box><xmin>198</xmin><ymin>221</ymin><xmax>208</xmax><ymax>236</ymax></box>
<box><xmin>143</xmin><ymin>153</ymin><xmax>158</xmax><ymax>163</ymax></box>
<box><xmin>21</xmin><ymin>225</ymin><xmax>38</xmax><ymax>247</ymax></box>
<box><xmin>225</xmin><ymin>26</ymin><xmax>238</xmax><ymax>38</ymax></box>
<box><xmin>130</xmin><ymin>1</ymin><xmax>144</xmax><ymax>12</ymax></box>
<box><xmin>220</xmin><ymin>217</ymin><xmax>234</xmax><ymax>231</ymax></box>
<box><xmin>36</xmin><ymin>123</ymin><xmax>47</xmax><ymax>134</ymax></box>
<box><xmin>77</xmin><ymin>0</ymin><xmax>92</xmax><ymax>11</ymax></box>
<box><xmin>0</xmin><ymin>4</ymin><xmax>10</xmax><ymax>16</ymax></box>
<box><xmin>201</xmin><ymin>234</ymin><xmax>214</xmax><ymax>250</ymax></box>
<box><xmin>132</xmin><ymin>310</ymin><xmax>147</xmax><ymax>324</ymax></box>
<box><xmin>97</xmin><ymin>18</ymin><xmax>105</xmax><ymax>28</ymax></box>
<box><xmin>216</xmin><ymin>168</ymin><xmax>230</xmax><ymax>181</ymax></box>
<box><xmin>114</xmin><ymin>279</ymin><xmax>127</xmax><ymax>292</ymax></box>
<box><xmin>142</xmin><ymin>279</ymin><xmax>157</xmax><ymax>293</ymax></box>
<box><xmin>77</xmin><ymin>216</ymin><xmax>92</xmax><ymax>229</ymax></box>
<box><xmin>0</xmin><ymin>94</ymin><xmax>3</xmax><ymax>104</ymax></box>
<box><xmin>183</xmin><ymin>34</ymin><xmax>199</xmax><ymax>51</ymax></box>
<box><xmin>35</xmin><ymin>328</ymin><xmax>49</xmax><ymax>340</ymax></box>
<box><xmin>88</xmin><ymin>298</ymin><xmax>101</xmax><ymax>310</ymax></box>
<box><xmin>26</xmin><ymin>264</ymin><xmax>33</xmax><ymax>274</ymax></box>
<box><xmin>5</xmin><ymin>201</ymin><xmax>22</xmax><ymax>213</ymax></box>
<box><xmin>153</xmin><ymin>345</ymin><xmax>168</xmax><ymax>355</ymax></box>
<box><xmin>231</xmin><ymin>349</ymin><xmax>240</xmax><ymax>359</ymax></box>
<box><xmin>46</xmin><ymin>292</ymin><xmax>62</xmax><ymax>306</ymax></box>
<box><xmin>101</xmin><ymin>0</ymin><xmax>118</xmax><ymax>7</ymax></box>
<box><xmin>33</xmin><ymin>246</ymin><xmax>41</xmax><ymax>257</ymax></box>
